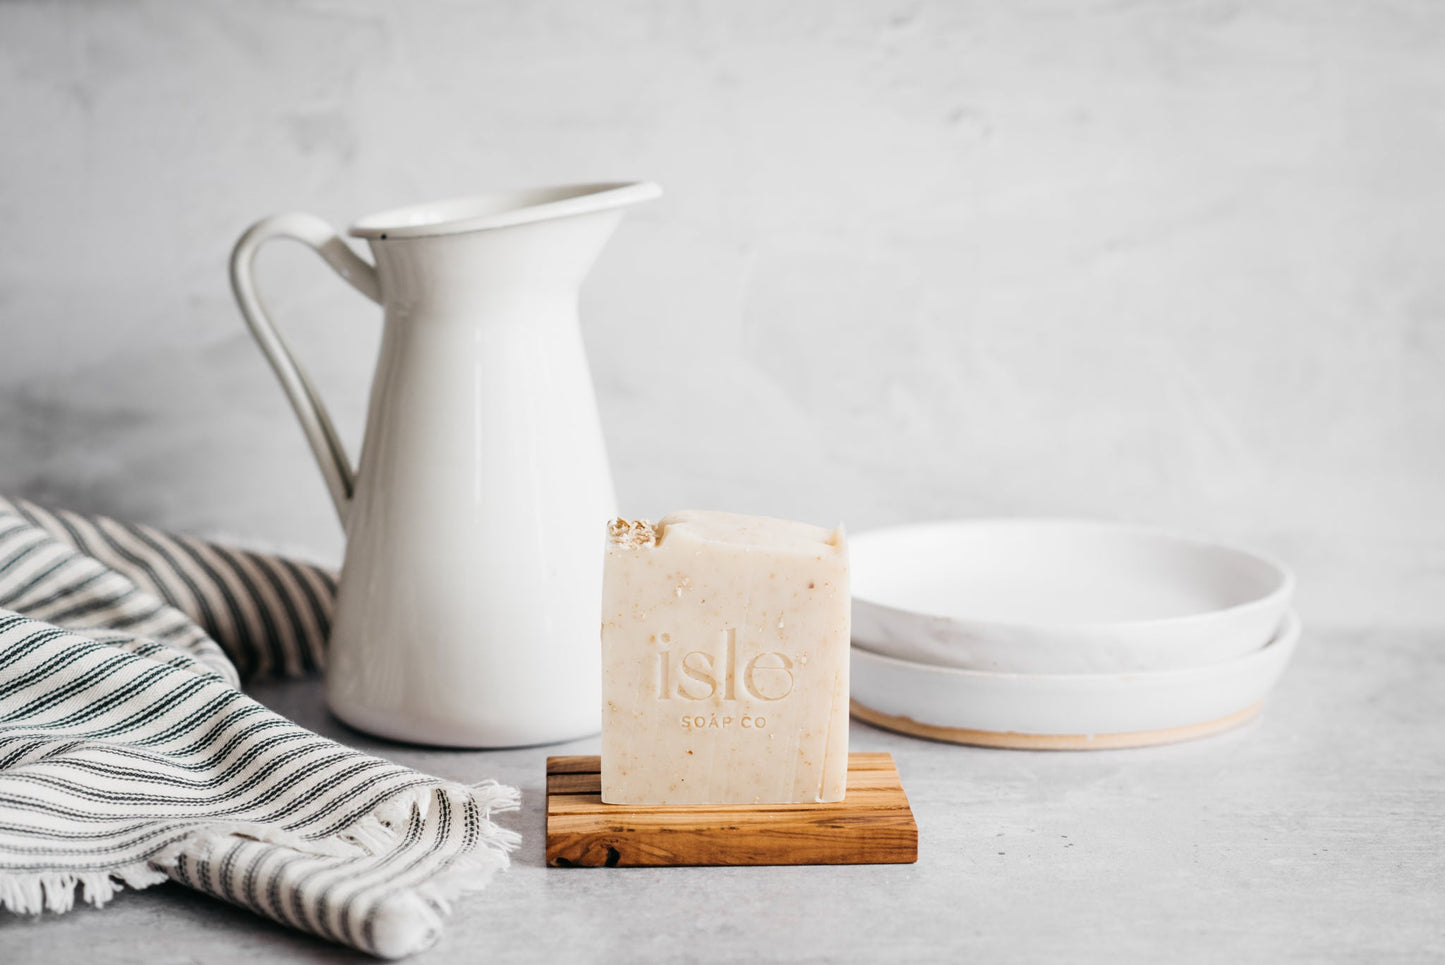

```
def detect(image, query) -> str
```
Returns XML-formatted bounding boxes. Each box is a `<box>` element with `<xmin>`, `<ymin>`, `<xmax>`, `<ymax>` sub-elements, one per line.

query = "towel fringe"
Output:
<box><xmin>0</xmin><ymin>861</ymin><xmax>170</xmax><ymax>915</ymax></box>
<box><xmin>2</xmin><ymin>780</ymin><xmax>521</xmax><ymax>930</ymax></box>
<box><xmin>336</xmin><ymin>780</ymin><xmax>522</xmax><ymax>858</ymax></box>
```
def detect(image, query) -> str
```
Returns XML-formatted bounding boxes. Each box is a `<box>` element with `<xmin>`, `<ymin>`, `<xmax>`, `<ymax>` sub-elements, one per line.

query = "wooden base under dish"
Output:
<box><xmin>850</xmin><ymin>700</ymin><xmax>1263</xmax><ymax>750</ymax></box>
<box><xmin>545</xmin><ymin>752</ymin><xmax>918</xmax><ymax>867</ymax></box>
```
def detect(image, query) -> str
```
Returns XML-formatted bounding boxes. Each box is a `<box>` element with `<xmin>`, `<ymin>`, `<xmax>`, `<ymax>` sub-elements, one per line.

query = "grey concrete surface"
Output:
<box><xmin>3</xmin><ymin>625</ymin><xmax>1440</xmax><ymax>963</ymax></box>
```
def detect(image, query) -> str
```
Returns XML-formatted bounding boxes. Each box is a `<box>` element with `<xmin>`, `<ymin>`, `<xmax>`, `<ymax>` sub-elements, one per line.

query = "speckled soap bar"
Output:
<box><xmin>599</xmin><ymin>510</ymin><xmax>850</xmax><ymax>806</ymax></box>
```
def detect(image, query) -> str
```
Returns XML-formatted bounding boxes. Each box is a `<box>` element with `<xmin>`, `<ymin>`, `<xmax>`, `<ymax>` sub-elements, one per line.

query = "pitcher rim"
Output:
<box><xmin>348</xmin><ymin>181</ymin><xmax>661</xmax><ymax>240</ymax></box>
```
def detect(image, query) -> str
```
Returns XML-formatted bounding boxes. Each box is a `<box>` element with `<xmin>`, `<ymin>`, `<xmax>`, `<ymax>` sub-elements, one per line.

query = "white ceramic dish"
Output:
<box><xmin>851</xmin><ymin>519</ymin><xmax>1293</xmax><ymax>674</ymax></box>
<box><xmin>850</xmin><ymin>609</ymin><xmax>1300</xmax><ymax>750</ymax></box>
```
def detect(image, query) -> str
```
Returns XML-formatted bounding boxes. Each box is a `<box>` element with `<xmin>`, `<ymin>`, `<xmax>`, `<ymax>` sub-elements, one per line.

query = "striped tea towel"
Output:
<box><xmin>0</xmin><ymin>496</ymin><xmax>519</xmax><ymax>958</ymax></box>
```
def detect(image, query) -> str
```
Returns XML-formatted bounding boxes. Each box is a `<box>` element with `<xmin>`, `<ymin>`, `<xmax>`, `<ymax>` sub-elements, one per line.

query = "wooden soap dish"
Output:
<box><xmin>545</xmin><ymin>752</ymin><xmax>918</xmax><ymax>868</ymax></box>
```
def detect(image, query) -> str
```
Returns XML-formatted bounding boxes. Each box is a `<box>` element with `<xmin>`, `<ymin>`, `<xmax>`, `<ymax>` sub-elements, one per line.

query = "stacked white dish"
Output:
<box><xmin>849</xmin><ymin>519</ymin><xmax>1297</xmax><ymax>749</ymax></box>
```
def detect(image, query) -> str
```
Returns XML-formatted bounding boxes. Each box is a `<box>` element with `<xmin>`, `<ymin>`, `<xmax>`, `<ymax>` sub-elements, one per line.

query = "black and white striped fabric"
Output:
<box><xmin>0</xmin><ymin>496</ymin><xmax>519</xmax><ymax>958</ymax></box>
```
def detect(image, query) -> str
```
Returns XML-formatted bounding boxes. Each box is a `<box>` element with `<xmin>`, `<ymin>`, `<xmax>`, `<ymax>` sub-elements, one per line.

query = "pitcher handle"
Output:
<box><xmin>229</xmin><ymin>213</ymin><xmax>381</xmax><ymax>529</ymax></box>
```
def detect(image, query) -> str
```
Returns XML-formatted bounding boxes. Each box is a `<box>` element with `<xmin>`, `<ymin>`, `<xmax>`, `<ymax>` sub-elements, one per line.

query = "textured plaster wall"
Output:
<box><xmin>0</xmin><ymin>1</ymin><xmax>1441</xmax><ymax>629</ymax></box>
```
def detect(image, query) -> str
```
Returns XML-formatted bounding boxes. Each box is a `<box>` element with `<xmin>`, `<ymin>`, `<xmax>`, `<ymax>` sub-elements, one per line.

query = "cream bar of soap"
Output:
<box><xmin>600</xmin><ymin>510</ymin><xmax>850</xmax><ymax>806</ymax></box>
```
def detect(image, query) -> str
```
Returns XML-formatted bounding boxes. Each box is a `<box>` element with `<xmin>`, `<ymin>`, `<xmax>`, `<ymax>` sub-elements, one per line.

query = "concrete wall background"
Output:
<box><xmin>0</xmin><ymin>0</ymin><xmax>1441</xmax><ymax>629</ymax></box>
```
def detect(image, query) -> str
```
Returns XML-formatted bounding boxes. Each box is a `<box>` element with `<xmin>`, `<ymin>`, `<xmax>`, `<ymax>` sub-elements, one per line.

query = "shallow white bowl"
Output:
<box><xmin>851</xmin><ymin>519</ymin><xmax>1293</xmax><ymax>674</ymax></box>
<box><xmin>850</xmin><ymin>610</ymin><xmax>1300</xmax><ymax>750</ymax></box>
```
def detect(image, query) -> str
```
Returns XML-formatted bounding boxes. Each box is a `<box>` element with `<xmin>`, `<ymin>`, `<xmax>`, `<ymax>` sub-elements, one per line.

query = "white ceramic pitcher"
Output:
<box><xmin>230</xmin><ymin>182</ymin><xmax>660</xmax><ymax>747</ymax></box>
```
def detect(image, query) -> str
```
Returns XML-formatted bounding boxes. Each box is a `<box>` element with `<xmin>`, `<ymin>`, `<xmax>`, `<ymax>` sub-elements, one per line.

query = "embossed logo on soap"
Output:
<box><xmin>654</xmin><ymin>628</ymin><xmax>795</xmax><ymax>702</ymax></box>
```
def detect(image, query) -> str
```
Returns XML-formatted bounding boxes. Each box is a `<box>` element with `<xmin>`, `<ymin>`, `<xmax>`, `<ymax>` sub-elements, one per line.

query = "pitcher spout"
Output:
<box><xmin>352</xmin><ymin>182</ymin><xmax>659</xmax><ymax>302</ymax></box>
<box><xmin>350</xmin><ymin>182</ymin><xmax>660</xmax><ymax>241</ymax></box>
